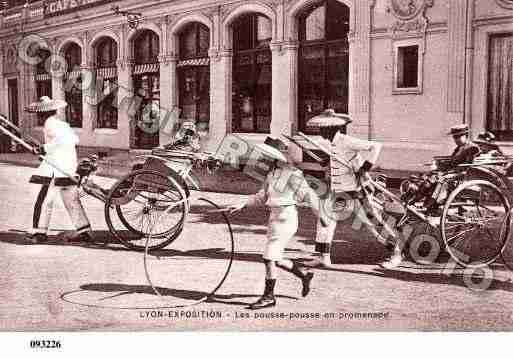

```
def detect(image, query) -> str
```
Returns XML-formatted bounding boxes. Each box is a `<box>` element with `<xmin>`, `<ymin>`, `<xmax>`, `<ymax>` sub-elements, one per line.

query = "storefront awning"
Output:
<box><xmin>133</xmin><ymin>63</ymin><xmax>159</xmax><ymax>75</ymax></box>
<box><xmin>35</xmin><ymin>73</ymin><xmax>51</xmax><ymax>81</ymax></box>
<box><xmin>177</xmin><ymin>58</ymin><xmax>210</xmax><ymax>67</ymax></box>
<box><xmin>65</xmin><ymin>70</ymin><xmax>81</xmax><ymax>79</ymax></box>
<box><xmin>97</xmin><ymin>67</ymin><xmax>117</xmax><ymax>79</ymax></box>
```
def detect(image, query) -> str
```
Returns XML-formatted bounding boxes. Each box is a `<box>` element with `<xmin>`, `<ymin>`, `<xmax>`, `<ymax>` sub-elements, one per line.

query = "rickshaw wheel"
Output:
<box><xmin>105</xmin><ymin>169</ymin><xmax>189</xmax><ymax>251</ymax></box>
<box><xmin>441</xmin><ymin>179</ymin><xmax>511</xmax><ymax>268</ymax></box>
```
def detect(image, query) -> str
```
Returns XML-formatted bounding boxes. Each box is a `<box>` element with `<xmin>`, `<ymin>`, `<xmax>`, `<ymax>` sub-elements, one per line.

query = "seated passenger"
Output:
<box><xmin>164</xmin><ymin>120</ymin><xmax>201</xmax><ymax>153</ymax></box>
<box><xmin>474</xmin><ymin>131</ymin><xmax>503</xmax><ymax>157</ymax></box>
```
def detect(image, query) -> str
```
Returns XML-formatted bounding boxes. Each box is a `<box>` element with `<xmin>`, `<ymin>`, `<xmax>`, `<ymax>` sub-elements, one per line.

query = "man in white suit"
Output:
<box><xmin>26</xmin><ymin>96</ymin><xmax>93</xmax><ymax>244</ymax></box>
<box><xmin>307</xmin><ymin>112</ymin><xmax>394</xmax><ymax>268</ymax></box>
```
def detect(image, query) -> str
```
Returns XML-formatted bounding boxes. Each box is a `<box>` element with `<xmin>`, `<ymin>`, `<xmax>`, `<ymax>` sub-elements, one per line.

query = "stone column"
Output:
<box><xmin>446</xmin><ymin>0</ymin><xmax>472</xmax><ymax>127</ymax></box>
<box><xmin>207</xmin><ymin>49</ymin><xmax>232</xmax><ymax>151</ymax></box>
<box><xmin>81</xmin><ymin>63</ymin><xmax>95</xmax><ymax>133</ymax></box>
<box><xmin>23</xmin><ymin>65</ymin><xmax>38</xmax><ymax>129</ymax></box>
<box><xmin>348</xmin><ymin>0</ymin><xmax>373</xmax><ymax>139</ymax></box>
<box><xmin>51</xmin><ymin>69</ymin><xmax>66</xmax><ymax>121</ymax></box>
<box><xmin>116</xmin><ymin>59</ymin><xmax>133</xmax><ymax>149</ymax></box>
<box><xmin>0</xmin><ymin>48</ymin><xmax>4</xmax><ymax>115</ymax></box>
<box><xmin>270</xmin><ymin>41</ymin><xmax>298</xmax><ymax>138</ymax></box>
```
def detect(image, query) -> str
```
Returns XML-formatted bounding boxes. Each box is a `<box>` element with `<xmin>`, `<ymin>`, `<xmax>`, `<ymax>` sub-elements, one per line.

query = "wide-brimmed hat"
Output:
<box><xmin>307</xmin><ymin>109</ymin><xmax>352</xmax><ymax>128</ymax></box>
<box><xmin>255</xmin><ymin>137</ymin><xmax>288</xmax><ymax>163</ymax></box>
<box><xmin>448</xmin><ymin>124</ymin><xmax>469</xmax><ymax>137</ymax></box>
<box><xmin>26</xmin><ymin>96</ymin><xmax>67</xmax><ymax>113</ymax></box>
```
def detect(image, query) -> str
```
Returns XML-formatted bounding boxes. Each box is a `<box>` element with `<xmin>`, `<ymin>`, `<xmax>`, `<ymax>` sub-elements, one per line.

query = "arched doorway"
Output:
<box><xmin>62</xmin><ymin>42</ymin><xmax>83</xmax><ymax>128</ymax></box>
<box><xmin>131</xmin><ymin>29</ymin><xmax>160</xmax><ymax>149</ymax></box>
<box><xmin>177</xmin><ymin>22</ymin><xmax>210</xmax><ymax>132</ymax></box>
<box><xmin>231</xmin><ymin>13</ymin><xmax>272</xmax><ymax>133</ymax></box>
<box><xmin>297</xmin><ymin>0</ymin><xmax>350</xmax><ymax>133</ymax></box>
<box><xmin>94</xmin><ymin>37</ymin><xmax>118</xmax><ymax>129</ymax></box>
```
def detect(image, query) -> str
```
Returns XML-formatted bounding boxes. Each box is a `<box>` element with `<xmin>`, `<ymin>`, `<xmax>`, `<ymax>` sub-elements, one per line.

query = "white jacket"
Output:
<box><xmin>320</xmin><ymin>132</ymin><xmax>382</xmax><ymax>192</ymax></box>
<box><xmin>35</xmin><ymin>116</ymin><xmax>79</xmax><ymax>179</ymax></box>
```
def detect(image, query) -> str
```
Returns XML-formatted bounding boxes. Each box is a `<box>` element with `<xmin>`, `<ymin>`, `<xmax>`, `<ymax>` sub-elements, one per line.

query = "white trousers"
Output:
<box><xmin>263</xmin><ymin>206</ymin><xmax>298</xmax><ymax>261</ymax></box>
<box><xmin>32</xmin><ymin>179</ymin><xmax>91</xmax><ymax>235</ymax></box>
<box><xmin>316</xmin><ymin>193</ymin><xmax>377</xmax><ymax>245</ymax></box>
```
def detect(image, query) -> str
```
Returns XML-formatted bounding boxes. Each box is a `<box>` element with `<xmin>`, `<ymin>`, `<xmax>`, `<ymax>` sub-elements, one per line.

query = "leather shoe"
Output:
<box><xmin>301</xmin><ymin>272</ymin><xmax>314</xmax><ymax>297</ymax></box>
<box><xmin>248</xmin><ymin>296</ymin><xmax>276</xmax><ymax>310</ymax></box>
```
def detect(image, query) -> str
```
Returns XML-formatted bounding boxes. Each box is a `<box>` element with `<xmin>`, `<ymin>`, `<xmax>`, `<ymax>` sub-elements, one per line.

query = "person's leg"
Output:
<box><xmin>306</xmin><ymin>195</ymin><xmax>338</xmax><ymax>267</ymax></box>
<box><xmin>276</xmin><ymin>259</ymin><xmax>314</xmax><ymax>297</ymax></box>
<box><xmin>249</xmin><ymin>207</ymin><xmax>307</xmax><ymax>309</ymax></box>
<box><xmin>59</xmin><ymin>185</ymin><xmax>93</xmax><ymax>242</ymax></box>
<box><xmin>27</xmin><ymin>182</ymin><xmax>56</xmax><ymax>243</ymax></box>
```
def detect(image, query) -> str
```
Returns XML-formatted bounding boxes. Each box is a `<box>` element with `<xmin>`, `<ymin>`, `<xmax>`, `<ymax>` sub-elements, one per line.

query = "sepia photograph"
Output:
<box><xmin>1</xmin><ymin>0</ymin><xmax>513</xmax><ymax>348</ymax></box>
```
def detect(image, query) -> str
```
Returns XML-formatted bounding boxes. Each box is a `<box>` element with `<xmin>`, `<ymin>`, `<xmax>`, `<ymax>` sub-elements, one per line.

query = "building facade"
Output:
<box><xmin>0</xmin><ymin>0</ymin><xmax>512</xmax><ymax>171</ymax></box>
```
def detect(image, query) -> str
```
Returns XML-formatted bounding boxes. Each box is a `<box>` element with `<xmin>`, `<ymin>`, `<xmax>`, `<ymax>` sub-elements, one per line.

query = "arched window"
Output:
<box><xmin>95</xmin><ymin>37</ymin><xmax>118</xmax><ymax>129</ymax></box>
<box><xmin>232</xmin><ymin>14</ymin><xmax>272</xmax><ymax>133</ymax></box>
<box><xmin>63</xmin><ymin>42</ymin><xmax>83</xmax><ymax>128</ymax></box>
<box><xmin>178</xmin><ymin>23</ymin><xmax>210</xmax><ymax>131</ymax></box>
<box><xmin>134</xmin><ymin>30</ymin><xmax>159</xmax><ymax>64</ymax></box>
<box><xmin>131</xmin><ymin>30</ymin><xmax>160</xmax><ymax>149</ymax></box>
<box><xmin>298</xmin><ymin>0</ymin><xmax>349</xmax><ymax>133</ymax></box>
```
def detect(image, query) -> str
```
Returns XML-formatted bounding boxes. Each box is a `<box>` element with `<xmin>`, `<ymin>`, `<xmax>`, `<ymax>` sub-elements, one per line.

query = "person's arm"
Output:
<box><xmin>449</xmin><ymin>144</ymin><xmax>480</xmax><ymax>167</ymax></box>
<box><xmin>229</xmin><ymin>180</ymin><xmax>268</xmax><ymax>213</ymax></box>
<box><xmin>344</xmin><ymin>136</ymin><xmax>383</xmax><ymax>173</ymax></box>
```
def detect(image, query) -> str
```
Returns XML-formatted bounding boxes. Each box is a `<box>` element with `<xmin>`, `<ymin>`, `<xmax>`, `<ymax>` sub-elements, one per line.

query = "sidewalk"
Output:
<box><xmin>0</xmin><ymin>150</ymin><xmax>409</xmax><ymax>194</ymax></box>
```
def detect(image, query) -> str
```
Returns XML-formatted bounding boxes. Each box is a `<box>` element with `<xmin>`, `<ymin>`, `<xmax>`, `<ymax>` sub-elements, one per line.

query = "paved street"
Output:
<box><xmin>2</xmin><ymin>162</ymin><xmax>513</xmax><ymax>331</ymax></box>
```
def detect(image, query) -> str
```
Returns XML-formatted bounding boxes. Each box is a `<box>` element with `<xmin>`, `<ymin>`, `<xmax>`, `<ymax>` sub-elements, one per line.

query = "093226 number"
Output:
<box><xmin>30</xmin><ymin>340</ymin><xmax>61</xmax><ymax>349</ymax></box>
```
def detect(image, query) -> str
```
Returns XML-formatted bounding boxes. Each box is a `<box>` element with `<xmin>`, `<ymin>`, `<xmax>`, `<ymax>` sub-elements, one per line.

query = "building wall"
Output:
<box><xmin>1</xmin><ymin>0</ymin><xmax>513</xmax><ymax>170</ymax></box>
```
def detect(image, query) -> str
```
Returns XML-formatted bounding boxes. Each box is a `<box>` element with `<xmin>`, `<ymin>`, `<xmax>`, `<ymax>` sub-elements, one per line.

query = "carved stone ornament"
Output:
<box><xmin>390</xmin><ymin>17</ymin><xmax>428</xmax><ymax>34</ymax></box>
<box><xmin>495</xmin><ymin>0</ymin><xmax>513</xmax><ymax>9</ymax></box>
<box><xmin>387</xmin><ymin>0</ymin><xmax>433</xmax><ymax>21</ymax></box>
<box><xmin>6</xmin><ymin>46</ymin><xmax>17</xmax><ymax>65</ymax></box>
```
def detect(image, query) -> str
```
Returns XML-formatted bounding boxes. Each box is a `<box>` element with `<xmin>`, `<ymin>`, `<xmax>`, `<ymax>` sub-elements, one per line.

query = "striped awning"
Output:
<box><xmin>35</xmin><ymin>73</ymin><xmax>51</xmax><ymax>81</ymax></box>
<box><xmin>177</xmin><ymin>58</ymin><xmax>210</xmax><ymax>67</ymax></box>
<box><xmin>133</xmin><ymin>63</ymin><xmax>159</xmax><ymax>75</ymax></box>
<box><xmin>97</xmin><ymin>67</ymin><xmax>117</xmax><ymax>79</ymax></box>
<box><xmin>65</xmin><ymin>70</ymin><xmax>81</xmax><ymax>79</ymax></box>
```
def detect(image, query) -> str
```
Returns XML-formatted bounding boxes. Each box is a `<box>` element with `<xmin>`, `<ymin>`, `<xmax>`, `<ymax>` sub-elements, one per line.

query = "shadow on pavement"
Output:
<box><xmin>69</xmin><ymin>283</ymin><xmax>297</xmax><ymax>307</ymax></box>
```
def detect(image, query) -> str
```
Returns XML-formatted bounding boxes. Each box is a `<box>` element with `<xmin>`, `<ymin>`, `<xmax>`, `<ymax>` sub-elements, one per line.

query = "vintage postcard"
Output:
<box><xmin>1</xmin><ymin>0</ymin><xmax>513</xmax><ymax>346</ymax></box>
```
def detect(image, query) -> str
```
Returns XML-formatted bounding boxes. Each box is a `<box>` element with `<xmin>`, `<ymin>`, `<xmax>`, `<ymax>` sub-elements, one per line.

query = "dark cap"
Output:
<box><xmin>448</xmin><ymin>124</ymin><xmax>469</xmax><ymax>137</ymax></box>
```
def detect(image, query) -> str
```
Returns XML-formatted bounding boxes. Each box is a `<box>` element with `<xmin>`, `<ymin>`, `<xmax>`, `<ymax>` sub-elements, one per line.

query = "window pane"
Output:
<box><xmin>36</xmin><ymin>80</ymin><xmax>52</xmax><ymax>126</ymax></box>
<box><xmin>65</xmin><ymin>77</ymin><xmax>83</xmax><ymax>128</ymax></box>
<box><xmin>303</xmin><ymin>5</ymin><xmax>325</xmax><ymax>41</ymax></box>
<box><xmin>64</xmin><ymin>43</ymin><xmax>81</xmax><ymax>69</ymax></box>
<box><xmin>487</xmin><ymin>33</ymin><xmax>513</xmax><ymax>139</ymax></box>
<box><xmin>198</xmin><ymin>24</ymin><xmax>210</xmax><ymax>57</ymax></box>
<box><xmin>257</xmin><ymin>15</ymin><xmax>272</xmax><ymax>46</ymax></box>
<box><xmin>36</xmin><ymin>48</ymin><xmax>51</xmax><ymax>74</ymax></box>
<box><xmin>134</xmin><ymin>31</ymin><xmax>159</xmax><ymax>64</ymax></box>
<box><xmin>97</xmin><ymin>39</ymin><xmax>117</xmax><ymax>67</ymax></box>
<box><xmin>233</xmin><ymin>15</ymin><xmax>253</xmax><ymax>51</ymax></box>
<box><xmin>397</xmin><ymin>45</ymin><xmax>419</xmax><ymax>88</ymax></box>
<box><xmin>97</xmin><ymin>79</ymin><xmax>118</xmax><ymax>129</ymax></box>
<box><xmin>180</xmin><ymin>25</ymin><xmax>197</xmax><ymax>59</ymax></box>
<box><xmin>326</xmin><ymin>0</ymin><xmax>350</xmax><ymax>41</ymax></box>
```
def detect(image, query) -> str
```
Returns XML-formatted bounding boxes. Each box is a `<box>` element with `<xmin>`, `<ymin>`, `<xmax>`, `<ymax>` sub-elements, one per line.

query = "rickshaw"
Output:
<box><xmin>0</xmin><ymin>114</ymin><xmax>226</xmax><ymax>251</ymax></box>
<box><xmin>297</xmin><ymin>132</ymin><xmax>513</xmax><ymax>269</ymax></box>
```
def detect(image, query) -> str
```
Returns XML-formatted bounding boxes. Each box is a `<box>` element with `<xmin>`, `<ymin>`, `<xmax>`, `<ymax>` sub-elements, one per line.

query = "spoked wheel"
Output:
<box><xmin>105</xmin><ymin>170</ymin><xmax>189</xmax><ymax>251</ymax></box>
<box><xmin>441</xmin><ymin>179</ymin><xmax>511</xmax><ymax>268</ymax></box>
